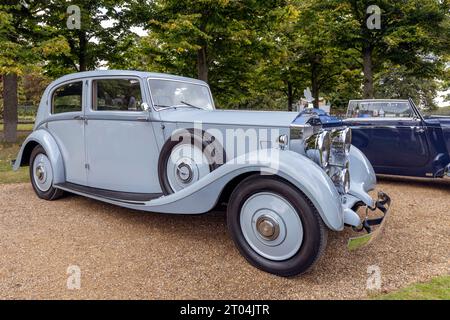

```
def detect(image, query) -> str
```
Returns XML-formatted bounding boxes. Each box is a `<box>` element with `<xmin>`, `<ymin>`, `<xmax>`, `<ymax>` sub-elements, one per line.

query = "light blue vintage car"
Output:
<box><xmin>13</xmin><ymin>70</ymin><xmax>390</xmax><ymax>276</ymax></box>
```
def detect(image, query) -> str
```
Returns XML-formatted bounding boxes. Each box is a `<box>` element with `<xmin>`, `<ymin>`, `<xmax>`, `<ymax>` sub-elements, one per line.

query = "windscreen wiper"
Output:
<box><xmin>155</xmin><ymin>102</ymin><xmax>203</xmax><ymax>110</ymax></box>
<box><xmin>154</xmin><ymin>104</ymin><xmax>173</xmax><ymax>109</ymax></box>
<box><xmin>180</xmin><ymin>101</ymin><xmax>203</xmax><ymax>109</ymax></box>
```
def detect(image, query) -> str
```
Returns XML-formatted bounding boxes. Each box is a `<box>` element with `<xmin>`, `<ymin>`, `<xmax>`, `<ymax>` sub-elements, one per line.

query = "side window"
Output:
<box><xmin>52</xmin><ymin>82</ymin><xmax>83</xmax><ymax>114</ymax></box>
<box><xmin>92</xmin><ymin>79</ymin><xmax>143</xmax><ymax>111</ymax></box>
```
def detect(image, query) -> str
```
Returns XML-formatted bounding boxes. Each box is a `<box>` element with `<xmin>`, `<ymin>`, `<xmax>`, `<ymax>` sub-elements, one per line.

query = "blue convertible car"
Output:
<box><xmin>293</xmin><ymin>99</ymin><xmax>450</xmax><ymax>178</ymax></box>
<box><xmin>345</xmin><ymin>99</ymin><xmax>450</xmax><ymax>178</ymax></box>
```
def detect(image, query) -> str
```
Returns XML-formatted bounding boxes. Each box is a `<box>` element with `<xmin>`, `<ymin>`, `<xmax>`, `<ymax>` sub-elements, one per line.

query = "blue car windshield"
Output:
<box><xmin>148</xmin><ymin>79</ymin><xmax>214</xmax><ymax>110</ymax></box>
<box><xmin>347</xmin><ymin>101</ymin><xmax>414</xmax><ymax>118</ymax></box>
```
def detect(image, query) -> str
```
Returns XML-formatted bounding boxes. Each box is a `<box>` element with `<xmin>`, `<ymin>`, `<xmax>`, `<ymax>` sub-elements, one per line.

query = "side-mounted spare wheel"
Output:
<box><xmin>29</xmin><ymin>145</ymin><xmax>64</xmax><ymax>200</ymax></box>
<box><xmin>227</xmin><ymin>175</ymin><xmax>327</xmax><ymax>277</ymax></box>
<box><xmin>158</xmin><ymin>129</ymin><xmax>226</xmax><ymax>194</ymax></box>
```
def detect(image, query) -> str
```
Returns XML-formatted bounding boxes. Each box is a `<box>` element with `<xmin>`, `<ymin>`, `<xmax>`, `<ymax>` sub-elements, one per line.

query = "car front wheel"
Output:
<box><xmin>227</xmin><ymin>175</ymin><xmax>327</xmax><ymax>277</ymax></box>
<box><xmin>29</xmin><ymin>145</ymin><xmax>64</xmax><ymax>200</ymax></box>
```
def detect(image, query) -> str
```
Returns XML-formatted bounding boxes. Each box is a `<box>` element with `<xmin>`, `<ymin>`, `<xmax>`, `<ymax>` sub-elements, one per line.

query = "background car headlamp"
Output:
<box><xmin>304</xmin><ymin>131</ymin><xmax>331</xmax><ymax>168</ymax></box>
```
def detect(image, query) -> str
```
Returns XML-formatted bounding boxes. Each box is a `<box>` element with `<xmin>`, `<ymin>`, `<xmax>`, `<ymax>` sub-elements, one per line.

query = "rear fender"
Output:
<box><xmin>13</xmin><ymin>129</ymin><xmax>65</xmax><ymax>184</ymax></box>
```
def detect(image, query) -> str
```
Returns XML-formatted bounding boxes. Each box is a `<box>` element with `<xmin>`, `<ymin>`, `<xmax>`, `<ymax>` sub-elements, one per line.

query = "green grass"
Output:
<box><xmin>0</xmin><ymin>136</ymin><xmax>30</xmax><ymax>184</ymax></box>
<box><xmin>376</xmin><ymin>276</ymin><xmax>450</xmax><ymax>300</ymax></box>
<box><xmin>0</xmin><ymin>123</ymin><xmax>34</xmax><ymax>131</ymax></box>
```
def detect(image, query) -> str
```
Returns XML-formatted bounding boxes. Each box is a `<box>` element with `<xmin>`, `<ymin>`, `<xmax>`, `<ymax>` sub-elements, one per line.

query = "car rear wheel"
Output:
<box><xmin>227</xmin><ymin>175</ymin><xmax>327</xmax><ymax>277</ymax></box>
<box><xmin>29</xmin><ymin>145</ymin><xmax>64</xmax><ymax>200</ymax></box>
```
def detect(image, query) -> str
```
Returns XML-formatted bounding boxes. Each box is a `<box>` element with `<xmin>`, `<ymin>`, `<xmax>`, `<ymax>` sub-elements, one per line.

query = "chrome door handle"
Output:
<box><xmin>74</xmin><ymin>115</ymin><xmax>88</xmax><ymax>124</ymax></box>
<box><xmin>137</xmin><ymin>116</ymin><xmax>149</xmax><ymax>122</ymax></box>
<box><xmin>413</xmin><ymin>126</ymin><xmax>425</xmax><ymax>133</ymax></box>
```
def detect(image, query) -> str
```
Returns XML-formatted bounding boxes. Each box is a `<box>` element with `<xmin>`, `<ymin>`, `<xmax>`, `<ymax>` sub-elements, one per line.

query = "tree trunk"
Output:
<box><xmin>311</xmin><ymin>61</ymin><xmax>320</xmax><ymax>108</ymax></box>
<box><xmin>362</xmin><ymin>43</ymin><xmax>374</xmax><ymax>99</ymax></box>
<box><xmin>197</xmin><ymin>45</ymin><xmax>208</xmax><ymax>83</ymax></box>
<box><xmin>2</xmin><ymin>73</ymin><xmax>18</xmax><ymax>143</ymax></box>
<box><xmin>78</xmin><ymin>31</ymin><xmax>87</xmax><ymax>72</ymax></box>
<box><xmin>287</xmin><ymin>82</ymin><xmax>293</xmax><ymax>111</ymax></box>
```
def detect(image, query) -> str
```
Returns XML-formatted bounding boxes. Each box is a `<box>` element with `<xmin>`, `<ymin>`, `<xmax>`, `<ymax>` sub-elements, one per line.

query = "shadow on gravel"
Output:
<box><xmin>63</xmin><ymin>191</ymin><xmax>229</xmax><ymax>234</ymax></box>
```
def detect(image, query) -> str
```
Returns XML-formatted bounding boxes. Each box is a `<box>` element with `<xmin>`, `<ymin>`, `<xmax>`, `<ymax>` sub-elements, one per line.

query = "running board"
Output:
<box><xmin>54</xmin><ymin>182</ymin><xmax>163</xmax><ymax>205</ymax></box>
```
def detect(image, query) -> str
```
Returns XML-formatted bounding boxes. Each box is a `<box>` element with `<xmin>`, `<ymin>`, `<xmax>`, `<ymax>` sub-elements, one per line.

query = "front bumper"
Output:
<box><xmin>347</xmin><ymin>191</ymin><xmax>391</xmax><ymax>250</ymax></box>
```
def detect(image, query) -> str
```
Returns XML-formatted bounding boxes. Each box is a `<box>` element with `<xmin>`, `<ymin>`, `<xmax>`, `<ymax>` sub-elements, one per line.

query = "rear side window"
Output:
<box><xmin>92</xmin><ymin>79</ymin><xmax>143</xmax><ymax>111</ymax></box>
<box><xmin>52</xmin><ymin>82</ymin><xmax>83</xmax><ymax>114</ymax></box>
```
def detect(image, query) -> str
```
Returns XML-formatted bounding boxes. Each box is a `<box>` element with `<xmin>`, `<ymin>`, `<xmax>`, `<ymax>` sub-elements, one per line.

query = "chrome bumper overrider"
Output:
<box><xmin>347</xmin><ymin>192</ymin><xmax>391</xmax><ymax>251</ymax></box>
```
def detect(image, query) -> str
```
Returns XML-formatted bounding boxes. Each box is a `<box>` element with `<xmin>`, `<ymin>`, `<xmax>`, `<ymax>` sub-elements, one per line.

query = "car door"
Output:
<box><xmin>346</xmin><ymin>101</ymin><xmax>430</xmax><ymax>170</ymax></box>
<box><xmin>46</xmin><ymin>80</ymin><xmax>87</xmax><ymax>186</ymax></box>
<box><xmin>84</xmin><ymin>77</ymin><xmax>162</xmax><ymax>194</ymax></box>
<box><xmin>348</xmin><ymin>118</ymin><xmax>430</xmax><ymax>168</ymax></box>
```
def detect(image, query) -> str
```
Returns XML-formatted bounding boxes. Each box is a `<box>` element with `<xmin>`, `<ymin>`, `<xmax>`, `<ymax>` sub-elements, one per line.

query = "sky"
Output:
<box><xmin>435</xmin><ymin>90</ymin><xmax>450</xmax><ymax>107</ymax></box>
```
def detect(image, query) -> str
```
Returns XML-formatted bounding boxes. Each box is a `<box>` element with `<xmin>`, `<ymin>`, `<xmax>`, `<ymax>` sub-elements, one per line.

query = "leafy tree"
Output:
<box><xmin>41</xmin><ymin>0</ymin><xmax>131</xmax><ymax>76</ymax></box>
<box><xmin>249</xmin><ymin>0</ymin><xmax>362</xmax><ymax>111</ymax></box>
<box><xmin>375</xmin><ymin>63</ymin><xmax>440</xmax><ymax>107</ymax></box>
<box><xmin>330</xmin><ymin>0</ymin><xmax>450</xmax><ymax>100</ymax></box>
<box><xmin>1</xmin><ymin>0</ymin><xmax>134</xmax><ymax>142</ymax></box>
<box><xmin>113</xmin><ymin>0</ymin><xmax>289</xmax><ymax>109</ymax></box>
<box><xmin>111</xmin><ymin>0</ymin><xmax>449</xmax><ymax>111</ymax></box>
<box><xmin>0</xmin><ymin>1</ymin><xmax>69</xmax><ymax>142</ymax></box>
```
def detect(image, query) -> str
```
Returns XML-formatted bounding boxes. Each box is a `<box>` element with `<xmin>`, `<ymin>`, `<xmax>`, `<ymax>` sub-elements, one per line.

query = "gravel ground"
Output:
<box><xmin>0</xmin><ymin>177</ymin><xmax>449</xmax><ymax>299</ymax></box>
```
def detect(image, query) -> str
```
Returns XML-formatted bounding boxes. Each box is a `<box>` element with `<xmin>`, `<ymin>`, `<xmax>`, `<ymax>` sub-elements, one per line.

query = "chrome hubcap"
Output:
<box><xmin>167</xmin><ymin>144</ymin><xmax>211</xmax><ymax>192</ymax></box>
<box><xmin>35</xmin><ymin>165</ymin><xmax>45</xmax><ymax>182</ymax></box>
<box><xmin>256</xmin><ymin>215</ymin><xmax>280</xmax><ymax>241</ymax></box>
<box><xmin>176</xmin><ymin>161</ymin><xmax>194</xmax><ymax>183</ymax></box>
<box><xmin>32</xmin><ymin>153</ymin><xmax>53</xmax><ymax>192</ymax></box>
<box><xmin>240</xmin><ymin>192</ymin><xmax>303</xmax><ymax>261</ymax></box>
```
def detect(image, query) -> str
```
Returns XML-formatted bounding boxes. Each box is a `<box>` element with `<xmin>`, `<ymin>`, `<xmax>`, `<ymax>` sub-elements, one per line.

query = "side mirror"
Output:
<box><xmin>141</xmin><ymin>102</ymin><xmax>151</xmax><ymax>112</ymax></box>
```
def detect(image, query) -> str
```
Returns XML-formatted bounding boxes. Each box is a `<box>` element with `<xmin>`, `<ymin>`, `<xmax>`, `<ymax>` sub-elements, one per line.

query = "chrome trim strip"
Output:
<box><xmin>345</xmin><ymin>117</ymin><xmax>417</xmax><ymax>122</ymax></box>
<box><xmin>349</xmin><ymin>125</ymin><xmax>402</xmax><ymax>130</ymax></box>
<box><xmin>37</xmin><ymin>115</ymin><xmax>296</xmax><ymax>129</ymax></box>
<box><xmin>35</xmin><ymin>114</ymin><xmax>159</xmax><ymax>129</ymax></box>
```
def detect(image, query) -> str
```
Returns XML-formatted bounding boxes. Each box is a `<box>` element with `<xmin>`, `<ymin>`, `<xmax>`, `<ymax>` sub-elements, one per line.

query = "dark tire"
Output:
<box><xmin>29</xmin><ymin>145</ymin><xmax>64</xmax><ymax>201</ymax></box>
<box><xmin>158</xmin><ymin>129</ymin><xmax>225</xmax><ymax>194</ymax></box>
<box><xmin>227</xmin><ymin>175</ymin><xmax>327</xmax><ymax>277</ymax></box>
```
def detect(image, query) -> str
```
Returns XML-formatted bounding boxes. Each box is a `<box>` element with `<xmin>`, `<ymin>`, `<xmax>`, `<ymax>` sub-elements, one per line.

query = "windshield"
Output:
<box><xmin>347</xmin><ymin>100</ymin><xmax>414</xmax><ymax>118</ymax></box>
<box><xmin>148</xmin><ymin>79</ymin><xmax>214</xmax><ymax>110</ymax></box>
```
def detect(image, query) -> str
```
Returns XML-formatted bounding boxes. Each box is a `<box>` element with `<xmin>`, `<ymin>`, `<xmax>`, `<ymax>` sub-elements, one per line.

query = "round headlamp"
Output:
<box><xmin>331</xmin><ymin>128</ymin><xmax>352</xmax><ymax>155</ymax></box>
<box><xmin>343</xmin><ymin>168</ymin><xmax>350</xmax><ymax>194</ymax></box>
<box><xmin>330</xmin><ymin>166</ymin><xmax>350</xmax><ymax>194</ymax></box>
<box><xmin>304</xmin><ymin>131</ymin><xmax>331</xmax><ymax>168</ymax></box>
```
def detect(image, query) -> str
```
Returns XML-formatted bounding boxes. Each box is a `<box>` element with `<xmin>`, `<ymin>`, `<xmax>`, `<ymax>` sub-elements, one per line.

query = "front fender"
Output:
<box><xmin>13</xmin><ymin>129</ymin><xmax>65</xmax><ymax>184</ymax></box>
<box><xmin>118</xmin><ymin>149</ymin><xmax>345</xmax><ymax>231</ymax></box>
<box><xmin>348</xmin><ymin>146</ymin><xmax>377</xmax><ymax>207</ymax></box>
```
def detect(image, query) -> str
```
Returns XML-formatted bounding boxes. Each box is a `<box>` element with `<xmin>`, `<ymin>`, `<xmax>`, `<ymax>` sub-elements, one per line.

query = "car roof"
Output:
<box><xmin>50</xmin><ymin>70</ymin><xmax>207</xmax><ymax>86</ymax></box>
